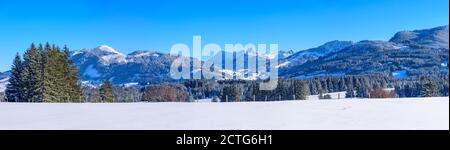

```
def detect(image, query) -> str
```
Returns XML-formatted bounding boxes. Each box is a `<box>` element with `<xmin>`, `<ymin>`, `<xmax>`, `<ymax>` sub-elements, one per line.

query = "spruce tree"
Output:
<box><xmin>356</xmin><ymin>86</ymin><xmax>369</xmax><ymax>98</ymax></box>
<box><xmin>100</xmin><ymin>80</ymin><xmax>114</xmax><ymax>102</ymax></box>
<box><xmin>345</xmin><ymin>88</ymin><xmax>355</xmax><ymax>98</ymax></box>
<box><xmin>5</xmin><ymin>53</ymin><xmax>24</xmax><ymax>102</ymax></box>
<box><xmin>43</xmin><ymin>45</ymin><xmax>61</xmax><ymax>102</ymax></box>
<box><xmin>22</xmin><ymin>43</ymin><xmax>44</xmax><ymax>102</ymax></box>
<box><xmin>421</xmin><ymin>80</ymin><xmax>438</xmax><ymax>97</ymax></box>
<box><xmin>221</xmin><ymin>85</ymin><xmax>241</xmax><ymax>102</ymax></box>
<box><xmin>293</xmin><ymin>79</ymin><xmax>309</xmax><ymax>100</ymax></box>
<box><xmin>55</xmin><ymin>45</ymin><xmax>71</xmax><ymax>102</ymax></box>
<box><xmin>275</xmin><ymin>80</ymin><xmax>287</xmax><ymax>100</ymax></box>
<box><xmin>63</xmin><ymin>46</ymin><xmax>82</xmax><ymax>102</ymax></box>
<box><xmin>38</xmin><ymin>44</ymin><xmax>46</xmax><ymax>82</ymax></box>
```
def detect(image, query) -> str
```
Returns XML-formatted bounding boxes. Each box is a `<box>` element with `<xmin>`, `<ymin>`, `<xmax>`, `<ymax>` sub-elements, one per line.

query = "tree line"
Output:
<box><xmin>3</xmin><ymin>73</ymin><xmax>447</xmax><ymax>103</ymax></box>
<box><xmin>82</xmin><ymin>73</ymin><xmax>446</xmax><ymax>103</ymax></box>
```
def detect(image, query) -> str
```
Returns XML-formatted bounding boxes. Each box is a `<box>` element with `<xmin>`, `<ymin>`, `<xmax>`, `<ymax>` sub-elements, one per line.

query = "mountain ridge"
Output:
<box><xmin>0</xmin><ymin>25</ymin><xmax>448</xmax><ymax>90</ymax></box>
<box><xmin>281</xmin><ymin>25</ymin><xmax>449</xmax><ymax>78</ymax></box>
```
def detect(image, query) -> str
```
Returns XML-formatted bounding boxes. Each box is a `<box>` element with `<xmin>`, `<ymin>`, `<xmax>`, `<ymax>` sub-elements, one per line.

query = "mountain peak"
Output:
<box><xmin>94</xmin><ymin>45</ymin><xmax>123</xmax><ymax>55</ymax></box>
<box><xmin>390</xmin><ymin>25</ymin><xmax>449</xmax><ymax>49</ymax></box>
<box><xmin>76</xmin><ymin>45</ymin><xmax>127</xmax><ymax>65</ymax></box>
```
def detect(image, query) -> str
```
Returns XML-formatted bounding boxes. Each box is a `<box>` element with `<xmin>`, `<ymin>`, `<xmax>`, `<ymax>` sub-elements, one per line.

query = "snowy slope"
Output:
<box><xmin>73</xmin><ymin>45</ymin><xmax>128</xmax><ymax>65</ymax></box>
<box><xmin>282</xmin><ymin>40</ymin><xmax>353</xmax><ymax>67</ymax></box>
<box><xmin>0</xmin><ymin>77</ymin><xmax>9</xmax><ymax>92</ymax></box>
<box><xmin>390</xmin><ymin>25</ymin><xmax>449</xmax><ymax>49</ymax></box>
<box><xmin>0</xmin><ymin>71</ymin><xmax>10</xmax><ymax>92</ymax></box>
<box><xmin>0</xmin><ymin>97</ymin><xmax>448</xmax><ymax>130</ymax></box>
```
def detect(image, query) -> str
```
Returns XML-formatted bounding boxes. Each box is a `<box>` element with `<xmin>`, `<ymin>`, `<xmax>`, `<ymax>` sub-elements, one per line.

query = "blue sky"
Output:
<box><xmin>0</xmin><ymin>0</ymin><xmax>448</xmax><ymax>71</ymax></box>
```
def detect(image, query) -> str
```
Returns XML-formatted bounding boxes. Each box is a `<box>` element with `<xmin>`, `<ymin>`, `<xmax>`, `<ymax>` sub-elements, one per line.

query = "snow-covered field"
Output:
<box><xmin>0</xmin><ymin>97</ymin><xmax>448</xmax><ymax>130</ymax></box>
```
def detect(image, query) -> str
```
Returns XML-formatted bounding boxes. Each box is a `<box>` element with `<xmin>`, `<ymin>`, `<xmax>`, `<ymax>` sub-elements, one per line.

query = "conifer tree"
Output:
<box><xmin>22</xmin><ymin>43</ymin><xmax>44</xmax><ymax>102</ymax></box>
<box><xmin>55</xmin><ymin>45</ymin><xmax>71</xmax><ymax>102</ymax></box>
<box><xmin>293</xmin><ymin>79</ymin><xmax>309</xmax><ymax>100</ymax></box>
<box><xmin>221</xmin><ymin>85</ymin><xmax>241</xmax><ymax>102</ymax></box>
<box><xmin>43</xmin><ymin>45</ymin><xmax>61</xmax><ymax>102</ymax></box>
<box><xmin>421</xmin><ymin>80</ymin><xmax>438</xmax><ymax>97</ymax></box>
<box><xmin>100</xmin><ymin>80</ymin><xmax>114</xmax><ymax>102</ymax></box>
<box><xmin>345</xmin><ymin>88</ymin><xmax>355</xmax><ymax>98</ymax></box>
<box><xmin>63</xmin><ymin>46</ymin><xmax>82</xmax><ymax>102</ymax></box>
<box><xmin>356</xmin><ymin>86</ymin><xmax>369</xmax><ymax>98</ymax></box>
<box><xmin>37</xmin><ymin>44</ymin><xmax>45</xmax><ymax>83</ymax></box>
<box><xmin>6</xmin><ymin>53</ymin><xmax>24</xmax><ymax>102</ymax></box>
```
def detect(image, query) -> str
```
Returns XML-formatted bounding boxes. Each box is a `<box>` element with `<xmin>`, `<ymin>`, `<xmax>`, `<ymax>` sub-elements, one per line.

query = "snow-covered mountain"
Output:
<box><xmin>71</xmin><ymin>46</ymin><xmax>189</xmax><ymax>85</ymax></box>
<box><xmin>72</xmin><ymin>45</ymin><xmax>128</xmax><ymax>65</ymax></box>
<box><xmin>281</xmin><ymin>40</ymin><xmax>354</xmax><ymax>67</ymax></box>
<box><xmin>390</xmin><ymin>25</ymin><xmax>449</xmax><ymax>49</ymax></box>
<box><xmin>50</xmin><ymin>25</ymin><xmax>450</xmax><ymax>85</ymax></box>
<box><xmin>281</xmin><ymin>26</ymin><xmax>449</xmax><ymax>78</ymax></box>
<box><xmin>278</xmin><ymin>50</ymin><xmax>294</xmax><ymax>59</ymax></box>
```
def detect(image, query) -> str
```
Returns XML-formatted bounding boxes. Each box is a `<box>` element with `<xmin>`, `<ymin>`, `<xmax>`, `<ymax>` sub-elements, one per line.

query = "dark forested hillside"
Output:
<box><xmin>281</xmin><ymin>26</ymin><xmax>449</xmax><ymax>79</ymax></box>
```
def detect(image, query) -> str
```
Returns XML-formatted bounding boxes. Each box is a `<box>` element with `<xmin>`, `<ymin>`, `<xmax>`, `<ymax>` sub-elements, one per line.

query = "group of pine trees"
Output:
<box><xmin>82</xmin><ymin>82</ymin><xmax>141</xmax><ymax>103</ymax></box>
<box><xmin>217</xmin><ymin>79</ymin><xmax>310</xmax><ymax>102</ymax></box>
<box><xmin>221</xmin><ymin>85</ymin><xmax>241</xmax><ymax>102</ymax></box>
<box><xmin>5</xmin><ymin>43</ymin><xmax>82</xmax><ymax>102</ymax></box>
<box><xmin>185</xmin><ymin>74</ymin><xmax>447</xmax><ymax>101</ymax></box>
<box><xmin>394</xmin><ymin>74</ymin><xmax>448</xmax><ymax>98</ymax></box>
<box><xmin>307</xmin><ymin>75</ymin><xmax>392</xmax><ymax>96</ymax></box>
<box><xmin>141</xmin><ymin>84</ymin><xmax>191</xmax><ymax>102</ymax></box>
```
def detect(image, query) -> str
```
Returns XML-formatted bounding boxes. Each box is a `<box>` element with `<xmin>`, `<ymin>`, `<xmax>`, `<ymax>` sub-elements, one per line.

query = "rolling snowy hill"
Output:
<box><xmin>0</xmin><ymin>97</ymin><xmax>448</xmax><ymax>130</ymax></box>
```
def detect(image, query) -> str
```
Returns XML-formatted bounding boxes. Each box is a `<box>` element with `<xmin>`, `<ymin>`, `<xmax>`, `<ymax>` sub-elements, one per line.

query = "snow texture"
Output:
<box><xmin>130</xmin><ymin>51</ymin><xmax>159</xmax><ymax>58</ymax></box>
<box><xmin>70</xmin><ymin>50</ymin><xmax>83</xmax><ymax>57</ymax></box>
<box><xmin>123</xmin><ymin>82</ymin><xmax>139</xmax><ymax>88</ymax></box>
<box><xmin>85</xmin><ymin>45</ymin><xmax>128</xmax><ymax>65</ymax></box>
<box><xmin>0</xmin><ymin>77</ymin><xmax>9</xmax><ymax>92</ymax></box>
<box><xmin>393</xmin><ymin>44</ymin><xmax>410</xmax><ymax>50</ymax></box>
<box><xmin>276</xmin><ymin>61</ymin><xmax>290</xmax><ymax>68</ymax></box>
<box><xmin>0</xmin><ymin>97</ymin><xmax>448</xmax><ymax>130</ymax></box>
<box><xmin>83</xmin><ymin>65</ymin><xmax>101</xmax><ymax>78</ymax></box>
<box><xmin>97</xmin><ymin>45</ymin><xmax>122</xmax><ymax>55</ymax></box>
